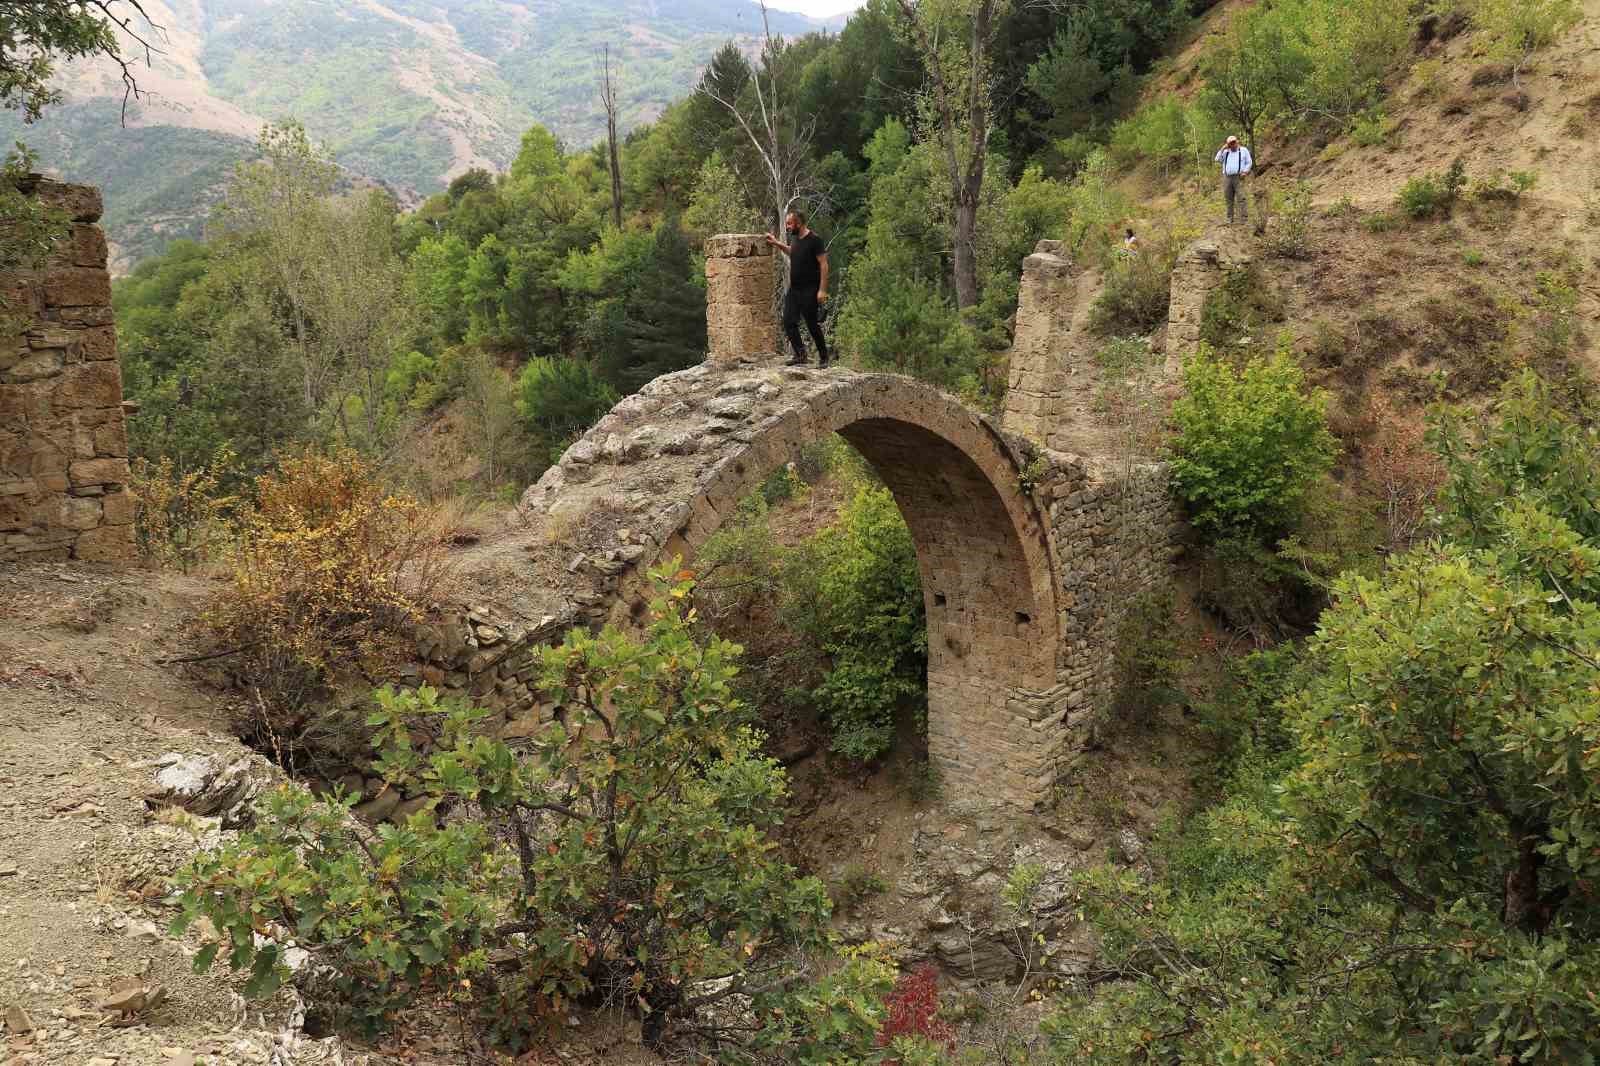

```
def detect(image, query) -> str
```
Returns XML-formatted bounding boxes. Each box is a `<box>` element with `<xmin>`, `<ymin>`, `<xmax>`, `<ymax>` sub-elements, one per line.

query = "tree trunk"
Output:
<box><xmin>607</xmin><ymin>124</ymin><xmax>623</xmax><ymax>231</ymax></box>
<box><xmin>1503</xmin><ymin>831</ymin><xmax>1543</xmax><ymax>933</ymax></box>
<box><xmin>953</xmin><ymin>190</ymin><xmax>979</xmax><ymax>310</ymax></box>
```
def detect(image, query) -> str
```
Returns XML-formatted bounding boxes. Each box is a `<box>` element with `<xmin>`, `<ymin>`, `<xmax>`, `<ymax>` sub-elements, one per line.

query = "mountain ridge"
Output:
<box><xmin>9</xmin><ymin>0</ymin><xmax>840</xmax><ymax>270</ymax></box>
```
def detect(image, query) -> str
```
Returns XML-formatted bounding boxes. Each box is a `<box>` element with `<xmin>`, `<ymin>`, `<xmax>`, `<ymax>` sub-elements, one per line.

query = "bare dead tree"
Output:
<box><xmin>892</xmin><ymin>0</ymin><xmax>1000</xmax><ymax>311</ymax></box>
<box><xmin>695</xmin><ymin>0</ymin><xmax>820</xmax><ymax>246</ymax></box>
<box><xmin>597</xmin><ymin>43</ymin><xmax>623</xmax><ymax>230</ymax></box>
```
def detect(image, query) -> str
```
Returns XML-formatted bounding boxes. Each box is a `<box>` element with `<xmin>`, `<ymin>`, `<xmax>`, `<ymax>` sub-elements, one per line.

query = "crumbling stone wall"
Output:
<box><xmin>0</xmin><ymin>179</ymin><xmax>133</xmax><ymax>564</ymax></box>
<box><xmin>1003</xmin><ymin>240</ymin><xmax>1078</xmax><ymax>442</ymax></box>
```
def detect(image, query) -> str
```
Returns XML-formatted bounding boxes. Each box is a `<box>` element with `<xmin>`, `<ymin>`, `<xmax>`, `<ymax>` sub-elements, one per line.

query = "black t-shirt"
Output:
<box><xmin>788</xmin><ymin>231</ymin><xmax>826</xmax><ymax>290</ymax></box>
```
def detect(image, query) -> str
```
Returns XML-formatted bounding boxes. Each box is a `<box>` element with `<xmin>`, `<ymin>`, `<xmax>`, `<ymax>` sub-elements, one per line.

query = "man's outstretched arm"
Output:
<box><xmin>765</xmin><ymin>233</ymin><xmax>791</xmax><ymax>255</ymax></box>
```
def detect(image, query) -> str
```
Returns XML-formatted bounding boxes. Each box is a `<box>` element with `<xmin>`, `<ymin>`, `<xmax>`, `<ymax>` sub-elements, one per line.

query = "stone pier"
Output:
<box><xmin>704</xmin><ymin>234</ymin><xmax>777</xmax><ymax>364</ymax></box>
<box><xmin>0</xmin><ymin>178</ymin><xmax>134</xmax><ymax>563</ymax></box>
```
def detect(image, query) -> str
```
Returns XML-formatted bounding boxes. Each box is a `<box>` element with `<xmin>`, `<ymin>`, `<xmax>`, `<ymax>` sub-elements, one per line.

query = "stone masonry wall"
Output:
<box><xmin>0</xmin><ymin>178</ymin><xmax>133</xmax><ymax>564</ymax></box>
<box><xmin>1037</xmin><ymin>454</ymin><xmax>1178</xmax><ymax>775</ymax></box>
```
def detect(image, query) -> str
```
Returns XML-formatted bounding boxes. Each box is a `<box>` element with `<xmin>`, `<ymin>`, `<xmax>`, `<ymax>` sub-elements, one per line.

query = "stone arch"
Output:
<box><xmin>520</xmin><ymin>363</ymin><xmax>1068</xmax><ymax>806</ymax></box>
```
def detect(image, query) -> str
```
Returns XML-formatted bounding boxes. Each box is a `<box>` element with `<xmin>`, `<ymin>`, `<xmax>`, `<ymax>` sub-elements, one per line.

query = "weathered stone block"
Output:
<box><xmin>69</xmin><ymin>457</ymin><xmax>127</xmax><ymax>487</ymax></box>
<box><xmin>57</xmin><ymin>494</ymin><xmax>102</xmax><ymax>530</ymax></box>
<box><xmin>3</xmin><ymin>350</ymin><xmax>64</xmax><ymax>383</ymax></box>
<box><xmin>52</xmin><ymin>361</ymin><xmax>121</xmax><ymax>409</ymax></box>
<box><xmin>66</xmin><ymin>224</ymin><xmax>108</xmax><ymax>269</ymax></box>
<box><xmin>42</xmin><ymin>266</ymin><xmax>112</xmax><ymax>309</ymax></box>
<box><xmin>93</xmin><ymin>421</ymin><xmax>128</xmax><ymax>457</ymax></box>
<box><xmin>29</xmin><ymin>178</ymin><xmax>103</xmax><ymax>223</ymax></box>
<box><xmin>80</xmin><ymin>326</ymin><xmax>117</xmax><ymax>362</ymax></box>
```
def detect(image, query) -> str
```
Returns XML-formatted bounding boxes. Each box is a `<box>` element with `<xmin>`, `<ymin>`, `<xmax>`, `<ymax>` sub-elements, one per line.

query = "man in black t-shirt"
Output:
<box><xmin>766</xmin><ymin>210</ymin><xmax>830</xmax><ymax>368</ymax></box>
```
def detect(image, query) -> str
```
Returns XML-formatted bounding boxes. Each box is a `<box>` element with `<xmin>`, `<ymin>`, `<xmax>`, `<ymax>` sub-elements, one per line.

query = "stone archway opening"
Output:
<box><xmin>680</xmin><ymin>415</ymin><xmax>1062</xmax><ymax>802</ymax></box>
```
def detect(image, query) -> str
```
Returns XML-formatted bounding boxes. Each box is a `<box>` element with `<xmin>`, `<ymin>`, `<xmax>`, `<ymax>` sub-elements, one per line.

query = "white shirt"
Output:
<box><xmin>1216</xmin><ymin>146</ymin><xmax>1253</xmax><ymax>176</ymax></box>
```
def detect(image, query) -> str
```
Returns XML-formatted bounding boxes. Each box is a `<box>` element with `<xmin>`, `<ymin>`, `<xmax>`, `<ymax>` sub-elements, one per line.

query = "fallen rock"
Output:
<box><xmin>353</xmin><ymin>788</ymin><xmax>401</xmax><ymax>823</ymax></box>
<box><xmin>97</xmin><ymin>977</ymin><xmax>167</xmax><ymax>1021</ymax></box>
<box><xmin>125</xmin><ymin>920</ymin><xmax>163</xmax><ymax>945</ymax></box>
<box><xmin>705</xmin><ymin>394</ymin><xmax>756</xmax><ymax>420</ymax></box>
<box><xmin>146</xmin><ymin>754</ymin><xmax>266</xmax><ymax>824</ymax></box>
<box><xmin>4</xmin><ymin>1004</ymin><xmax>35</xmax><ymax>1034</ymax></box>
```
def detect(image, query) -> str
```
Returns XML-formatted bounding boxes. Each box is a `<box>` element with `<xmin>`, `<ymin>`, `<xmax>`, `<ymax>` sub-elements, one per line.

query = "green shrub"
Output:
<box><xmin>1473</xmin><ymin>0</ymin><xmax>1582</xmax><ymax>79</ymax></box>
<box><xmin>515</xmin><ymin>356</ymin><xmax>617</xmax><ymax>455</ymax></box>
<box><xmin>1168</xmin><ymin>342</ymin><xmax>1338</xmax><ymax>543</ymax></box>
<box><xmin>175</xmin><ymin>572</ymin><xmax>842</xmax><ymax>1048</ymax></box>
<box><xmin>1264</xmin><ymin>181</ymin><xmax>1314</xmax><ymax>259</ymax></box>
<box><xmin>1088</xmin><ymin>251</ymin><xmax>1173</xmax><ymax>336</ymax></box>
<box><xmin>1396</xmin><ymin>157</ymin><xmax>1468</xmax><ymax>219</ymax></box>
<box><xmin>1106</xmin><ymin>588</ymin><xmax>1183</xmax><ymax>729</ymax></box>
<box><xmin>1347</xmin><ymin>110</ymin><xmax>1387</xmax><ymax>147</ymax></box>
<box><xmin>1362</xmin><ymin>208</ymin><xmax>1401</xmax><ymax>232</ymax></box>
<box><xmin>1198</xmin><ymin>264</ymin><xmax>1285</xmax><ymax>350</ymax></box>
<box><xmin>785</xmin><ymin>485</ymin><xmax>927</xmax><ymax>762</ymax></box>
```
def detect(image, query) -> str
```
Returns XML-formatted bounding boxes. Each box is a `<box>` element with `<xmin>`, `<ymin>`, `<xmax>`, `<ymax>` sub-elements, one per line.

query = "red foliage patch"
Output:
<box><xmin>877</xmin><ymin>963</ymin><xmax>955</xmax><ymax>1059</ymax></box>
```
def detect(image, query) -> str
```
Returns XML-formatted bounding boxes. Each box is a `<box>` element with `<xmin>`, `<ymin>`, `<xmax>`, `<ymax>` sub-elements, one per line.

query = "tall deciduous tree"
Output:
<box><xmin>1201</xmin><ymin>13</ymin><xmax>1275</xmax><ymax>153</ymax></box>
<box><xmin>892</xmin><ymin>0</ymin><xmax>1002</xmax><ymax>311</ymax></box>
<box><xmin>214</xmin><ymin>122</ymin><xmax>340</xmax><ymax>413</ymax></box>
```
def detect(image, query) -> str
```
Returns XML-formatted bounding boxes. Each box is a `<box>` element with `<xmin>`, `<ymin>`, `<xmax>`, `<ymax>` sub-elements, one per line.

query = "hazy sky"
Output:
<box><xmin>765</xmin><ymin>0</ymin><xmax>865</xmax><ymax>18</ymax></box>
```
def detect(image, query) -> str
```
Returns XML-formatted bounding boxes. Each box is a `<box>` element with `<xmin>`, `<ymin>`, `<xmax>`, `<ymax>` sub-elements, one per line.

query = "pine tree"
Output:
<box><xmin>602</xmin><ymin>220</ymin><xmax>707</xmax><ymax>392</ymax></box>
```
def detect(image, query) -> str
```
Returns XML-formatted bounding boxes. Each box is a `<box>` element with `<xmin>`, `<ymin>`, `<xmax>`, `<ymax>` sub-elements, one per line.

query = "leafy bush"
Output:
<box><xmin>1197</xmin><ymin>264</ymin><xmax>1285</xmax><ymax>351</ymax></box>
<box><xmin>129</xmin><ymin>446</ymin><xmax>239</xmax><ymax>572</ymax></box>
<box><xmin>877</xmin><ymin>964</ymin><xmax>954</xmax><ymax>1062</ymax></box>
<box><xmin>1106</xmin><ymin>588</ymin><xmax>1184</xmax><ymax>729</ymax></box>
<box><xmin>785</xmin><ymin>485</ymin><xmax>927</xmax><ymax>762</ymax></box>
<box><xmin>1472</xmin><ymin>0</ymin><xmax>1582</xmax><ymax>79</ymax></box>
<box><xmin>1088</xmin><ymin>250</ymin><xmax>1172</xmax><ymax>337</ymax></box>
<box><xmin>176</xmin><ymin>574</ymin><xmax>846</xmax><ymax>1049</ymax></box>
<box><xmin>203</xmin><ymin>450</ymin><xmax>454</xmax><ymax>723</ymax></box>
<box><xmin>1346</xmin><ymin>109</ymin><xmax>1387</xmax><ymax>146</ymax></box>
<box><xmin>1050</xmin><ymin>375</ymin><xmax>1600</xmax><ymax>1064</ymax></box>
<box><xmin>1396</xmin><ymin>157</ymin><xmax>1467</xmax><ymax>219</ymax></box>
<box><xmin>1168</xmin><ymin>343</ymin><xmax>1338</xmax><ymax>543</ymax></box>
<box><xmin>515</xmin><ymin>356</ymin><xmax>618</xmax><ymax>459</ymax></box>
<box><xmin>1264</xmin><ymin>180</ymin><xmax>1314</xmax><ymax>259</ymax></box>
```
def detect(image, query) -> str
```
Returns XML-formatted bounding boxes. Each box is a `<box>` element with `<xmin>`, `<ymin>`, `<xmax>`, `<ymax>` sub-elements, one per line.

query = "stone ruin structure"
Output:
<box><xmin>415</xmin><ymin>235</ymin><xmax>1185</xmax><ymax>810</ymax></box>
<box><xmin>0</xmin><ymin>178</ymin><xmax>134</xmax><ymax>564</ymax></box>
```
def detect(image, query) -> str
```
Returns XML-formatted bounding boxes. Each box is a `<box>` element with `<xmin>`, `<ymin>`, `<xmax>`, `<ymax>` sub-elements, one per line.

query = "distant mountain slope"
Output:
<box><xmin>19</xmin><ymin>0</ymin><xmax>833</xmax><ymax>269</ymax></box>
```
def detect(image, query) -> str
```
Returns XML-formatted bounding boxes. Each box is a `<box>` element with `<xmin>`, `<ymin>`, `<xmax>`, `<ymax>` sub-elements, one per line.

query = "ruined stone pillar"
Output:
<box><xmin>1166</xmin><ymin>238</ymin><xmax>1225</xmax><ymax>373</ymax></box>
<box><xmin>1002</xmin><ymin>240</ymin><xmax>1078</xmax><ymax>446</ymax></box>
<box><xmin>704</xmin><ymin>234</ymin><xmax>777</xmax><ymax>365</ymax></box>
<box><xmin>0</xmin><ymin>177</ymin><xmax>134</xmax><ymax>563</ymax></box>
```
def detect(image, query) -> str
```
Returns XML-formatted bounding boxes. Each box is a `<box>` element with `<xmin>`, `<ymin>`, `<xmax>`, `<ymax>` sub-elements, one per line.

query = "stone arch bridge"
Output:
<box><xmin>419</xmin><ymin>236</ymin><xmax>1181</xmax><ymax>809</ymax></box>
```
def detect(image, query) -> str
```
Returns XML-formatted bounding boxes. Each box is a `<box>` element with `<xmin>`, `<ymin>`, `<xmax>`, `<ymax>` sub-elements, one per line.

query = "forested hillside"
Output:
<box><xmin>5</xmin><ymin>0</ymin><xmax>835</xmax><ymax>265</ymax></box>
<box><xmin>7</xmin><ymin>0</ymin><xmax>1600</xmax><ymax>1061</ymax></box>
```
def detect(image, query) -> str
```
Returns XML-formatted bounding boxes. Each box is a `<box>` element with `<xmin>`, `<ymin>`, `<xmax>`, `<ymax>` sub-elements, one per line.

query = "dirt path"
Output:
<box><xmin>0</xmin><ymin>562</ymin><xmax>363</xmax><ymax>1065</ymax></box>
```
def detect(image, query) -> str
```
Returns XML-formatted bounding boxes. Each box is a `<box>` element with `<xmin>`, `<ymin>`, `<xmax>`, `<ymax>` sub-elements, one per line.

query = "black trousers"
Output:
<box><xmin>782</xmin><ymin>286</ymin><xmax>828</xmax><ymax>363</ymax></box>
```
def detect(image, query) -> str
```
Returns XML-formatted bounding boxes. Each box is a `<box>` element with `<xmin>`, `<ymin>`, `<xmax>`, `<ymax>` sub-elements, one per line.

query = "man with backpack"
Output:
<box><xmin>1216</xmin><ymin>135</ymin><xmax>1254</xmax><ymax>225</ymax></box>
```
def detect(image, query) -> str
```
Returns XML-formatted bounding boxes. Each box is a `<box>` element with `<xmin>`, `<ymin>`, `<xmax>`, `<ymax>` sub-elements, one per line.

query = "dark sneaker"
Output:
<box><xmin>786</xmin><ymin>355</ymin><xmax>809</xmax><ymax>367</ymax></box>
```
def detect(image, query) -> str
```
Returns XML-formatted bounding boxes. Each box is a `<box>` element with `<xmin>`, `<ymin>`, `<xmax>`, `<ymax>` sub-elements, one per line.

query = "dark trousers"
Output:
<box><xmin>783</xmin><ymin>286</ymin><xmax>828</xmax><ymax>363</ymax></box>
